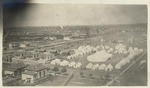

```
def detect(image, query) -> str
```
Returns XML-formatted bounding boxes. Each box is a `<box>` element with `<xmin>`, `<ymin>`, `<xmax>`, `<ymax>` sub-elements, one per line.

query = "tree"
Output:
<box><xmin>61</xmin><ymin>67</ymin><xmax>67</xmax><ymax>73</ymax></box>
<box><xmin>53</xmin><ymin>66</ymin><xmax>59</xmax><ymax>71</ymax></box>
<box><xmin>89</xmin><ymin>73</ymin><xmax>93</xmax><ymax>79</ymax></box>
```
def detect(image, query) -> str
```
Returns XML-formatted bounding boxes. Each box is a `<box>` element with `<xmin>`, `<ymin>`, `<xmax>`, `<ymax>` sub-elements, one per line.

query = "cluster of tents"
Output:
<box><xmin>115</xmin><ymin>47</ymin><xmax>143</xmax><ymax>69</ymax></box>
<box><xmin>86</xmin><ymin>63</ymin><xmax>114</xmax><ymax>71</ymax></box>
<box><xmin>66</xmin><ymin>43</ymin><xmax>128</xmax><ymax>61</ymax></box>
<box><xmin>66</xmin><ymin>45</ymin><xmax>112</xmax><ymax>60</ymax></box>
<box><xmin>50</xmin><ymin>43</ymin><xmax>144</xmax><ymax>71</ymax></box>
<box><xmin>114</xmin><ymin>43</ymin><xmax>128</xmax><ymax>54</ymax></box>
<box><xmin>66</xmin><ymin>45</ymin><xmax>97</xmax><ymax>59</ymax></box>
<box><xmin>51</xmin><ymin>59</ymin><xmax>82</xmax><ymax>68</ymax></box>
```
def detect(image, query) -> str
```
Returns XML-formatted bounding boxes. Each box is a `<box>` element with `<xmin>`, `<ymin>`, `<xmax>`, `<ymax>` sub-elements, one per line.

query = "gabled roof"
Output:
<box><xmin>25</xmin><ymin>63</ymin><xmax>47</xmax><ymax>72</ymax></box>
<box><xmin>22</xmin><ymin>71</ymin><xmax>37</xmax><ymax>75</ymax></box>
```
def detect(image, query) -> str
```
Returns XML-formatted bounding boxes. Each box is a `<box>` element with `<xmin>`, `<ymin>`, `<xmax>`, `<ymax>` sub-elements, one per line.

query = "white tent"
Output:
<box><xmin>66</xmin><ymin>56</ymin><xmax>71</xmax><ymax>59</ymax></box>
<box><xmin>51</xmin><ymin>59</ymin><xmax>61</xmax><ymax>65</ymax></box>
<box><xmin>55</xmin><ymin>59</ymin><xmax>61</xmax><ymax>65</ymax></box>
<box><xmin>87</xmin><ymin>50</ymin><xmax>112</xmax><ymax>62</ymax></box>
<box><xmin>60</xmin><ymin>60</ymin><xmax>69</xmax><ymax>66</ymax></box>
<box><xmin>74</xmin><ymin>62</ymin><xmax>82</xmax><ymax>68</ymax></box>
<box><xmin>51</xmin><ymin>60</ymin><xmax>56</xmax><ymax>65</ymax></box>
<box><xmin>38</xmin><ymin>59</ymin><xmax>46</xmax><ymax>64</ymax></box>
<box><xmin>139</xmin><ymin>49</ymin><xmax>143</xmax><ymax>53</ymax></box>
<box><xmin>107</xmin><ymin>48</ymin><xmax>114</xmax><ymax>53</ymax></box>
<box><xmin>115</xmin><ymin>43</ymin><xmax>126</xmax><ymax>54</ymax></box>
<box><xmin>92</xmin><ymin>64</ymin><xmax>99</xmax><ymax>70</ymax></box>
<box><xmin>101</xmin><ymin>39</ymin><xmax>104</xmax><ymax>42</ymax></box>
<box><xmin>140</xmin><ymin>60</ymin><xmax>146</xmax><ymax>65</ymax></box>
<box><xmin>99</xmin><ymin>63</ymin><xmax>107</xmax><ymax>70</ymax></box>
<box><xmin>76</xmin><ymin>62</ymin><xmax>82</xmax><ymax>66</ymax></box>
<box><xmin>120</xmin><ymin>59</ymin><xmax>127</xmax><ymax>65</ymax></box>
<box><xmin>115</xmin><ymin>63</ymin><xmax>121</xmax><ymax>69</ymax></box>
<box><xmin>86</xmin><ymin>63</ymin><xmax>93</xmax><ymax>69</ymax></box>
<box><xmin>115</xmin><ymin>43</ymin><xmax>126</xmax><ymax>50</ymax></box>
<box><xmin>123</xmin><ymin>49</ymin><xmax>128</xmax><ymax>54</ymax></box>
<box><xmin>69</xmin><ymin>61</ymin><xmax>76</xmax><ymax>67</ymax></box>
<box><xmin>102</xmin><ymin>45</ymin><xmax>105</xmax><ymax>50</ymax></box>
<box><xmin>124</xmin><ymin>58</ymin><xmax>130</xmax><ymax>63</ymax></box>
<box><xmin>134</xmin><ymin>47</ymin><xmax>139</xmax><ymax>52</ymax></box>
<box><xmin>105</xmin><ymin>64</ymin><xmax>113</xmax><ymax>71</ymax></box>
<box><xmin>128</xmin><ymin>47</ymin><xmax>135</xmax><ymax>54</ymax></box>
<box><xmin>115</xmin><ymin>59</ymin><xmax>127</xmax><ymax>69</ymax></box>
<box><xmin>105</xmin><ymin>45</ymin><xmax>110</xmax><ymax>50</ymax></box>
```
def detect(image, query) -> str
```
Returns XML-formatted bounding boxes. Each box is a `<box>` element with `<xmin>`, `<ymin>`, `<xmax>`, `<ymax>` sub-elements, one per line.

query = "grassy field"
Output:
<box><xmin>37</xmin><ymin>74</ymin><xmax>70</xmax><ymax>86</ymax></box>
<box><xmin>118</xmin><ymin>53</ymin><xmax>147</xmax><ymax>86</ymax></box>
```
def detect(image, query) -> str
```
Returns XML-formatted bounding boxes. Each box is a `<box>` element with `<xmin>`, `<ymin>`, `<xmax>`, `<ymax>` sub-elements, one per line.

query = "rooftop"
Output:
<box><xmin>25</xmin><ymin>63</ymin><xmax>47</xmax><ymax>72</ymax></box>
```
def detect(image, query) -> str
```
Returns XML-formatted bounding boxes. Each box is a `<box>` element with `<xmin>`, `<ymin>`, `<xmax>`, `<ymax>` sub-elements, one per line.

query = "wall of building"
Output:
<box><xmin>37</xmin><ymin>69</ymin><xmax>48</xmax><ymax>79</ymax></box>
<box><xmin>22</xmin><ymin>74</ymin><xmax>34</xmax><ymax>83</ymax></box>
<box><xmin>4</xmin><ymin>70</ymin><xmax>14</xmax><ymax>76</ymax></box>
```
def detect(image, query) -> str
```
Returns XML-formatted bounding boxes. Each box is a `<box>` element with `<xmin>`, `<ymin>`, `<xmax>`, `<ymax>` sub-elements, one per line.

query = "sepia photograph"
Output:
<box><xmin>2</xmin><ymin>2</ymin><xmax>147</xmax><ymax>86</ymax></box>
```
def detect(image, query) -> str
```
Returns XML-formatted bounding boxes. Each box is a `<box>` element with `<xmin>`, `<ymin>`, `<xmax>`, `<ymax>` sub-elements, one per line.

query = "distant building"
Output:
<box><xmin>128</xmin><ymin>37</ymin><xmax>134</xmax><ymax>43</ymax></box>
<box><xmin>19</xmin><ymin>42</ymin><xmax>30</xmax><ymax>48</ymax></box>
<box><xmin>8</xmin><ymin>42</ymin><xmax>20</xmax><ymax>49</ymax></box>
<box><xmin>8</xmin><ymin>42</ymin><xmax>30</xmax><ymax>49</ymax></box>
<box><xmin>64</xmin><ymin>36</ymin><xmax>71</xmax><ymax>40</ymax></box>
<box><xmin>3</xmin><ymin>55</ymin><xmax>13</xmax><ymax>63</ymax></box>
<box><xmin>22</xmin><ymin>64</ymin><xmax>49</xmax><ymax>84</ymax></box>
<box><xmin>63</xmin><ymin>34</ymin><xmax>71</xmax><ymax>40</ymax></box>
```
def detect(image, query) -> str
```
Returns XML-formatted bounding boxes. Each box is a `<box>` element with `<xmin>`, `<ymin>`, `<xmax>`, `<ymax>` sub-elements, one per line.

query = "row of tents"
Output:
<box><xmin>66</xmin><ymin>43</ymin><xmax>135</xmax><ymax>60</ymax></box>
<box><xmin>115</xmin><ymin>47</ymin><xmax>143</xmax><ymax>69</ymax></box>
<box><xmin>114</xmin><ymin>43</ymin><xmax>128</xmax><ymax>54</ymax></box>
<box><xmin>86</xmin><ymin>63</ymin><xmax>114</xmax><ymax>71</ymax></box>
<box><xmin>66</xmin><ymin>45</ymin><xmax>112</xmax><ymax>60</ymax></box>
<box><xmin>51</xmin><ymin>59</ymin><xmax>82</xmax><ymax>68</ymax></box>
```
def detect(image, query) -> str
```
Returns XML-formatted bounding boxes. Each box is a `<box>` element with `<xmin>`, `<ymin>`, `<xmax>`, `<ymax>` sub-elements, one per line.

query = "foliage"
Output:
<box><xmin>53</xmin><ymin>66</ymin><xmax>59</xmax><ymax>71</ymax></box>
<box><xmin>61</xmin><ymin>67</ymin><xmax>67</xmax><ymax>73</ymax></box>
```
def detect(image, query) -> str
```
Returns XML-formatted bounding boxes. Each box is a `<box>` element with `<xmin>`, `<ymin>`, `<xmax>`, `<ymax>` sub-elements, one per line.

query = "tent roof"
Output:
<box><xmin>87</xmin><ymin>50</ymin><xmax>112</xmax><ymax>62</ymax></box>
<box><xmin>115</xmin><ymin>43</ymin><xmax>126</xmax><ymax>49</ymax></box>
<box><xmin>107</xmin><ymin>64</ymin><xmax>113</xmax><ymax>69</ymax></box>
<box><xmin>100</xmin><ymin>63</ymin><xmax>106</xmax><ymax>68</ymax></box>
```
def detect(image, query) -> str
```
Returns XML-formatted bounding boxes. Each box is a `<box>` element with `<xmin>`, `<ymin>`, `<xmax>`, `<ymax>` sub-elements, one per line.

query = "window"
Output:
<box><xmin>39</xmin><ymin>72</ymin><xmax>42</xmax><ymax>78</ymax></box>
<box><xmin>43</xmin><ymin>70</ymin><xmax>45</xmax><ymax>76</ymax></box>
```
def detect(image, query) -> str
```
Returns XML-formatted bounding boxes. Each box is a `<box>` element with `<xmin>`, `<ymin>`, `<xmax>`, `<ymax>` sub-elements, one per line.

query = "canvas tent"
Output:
<box><xmin>50</xmin><ymin>59</ymin><xmax>61</xmax><ymax>65</ymax></box>
<box><xmin>92</xmin><ymin>64</ymin><xmax>99</xmax><ymax>70</ymax></box>
<box><xmin>105</xmin><ymin>64</ymin><xmax>113</xmax><ymax>71</ymax></box>
<box><xmin>115</xmin><ymin>59</ymin><xmax>127</xmax><ymax>69</ymax></box>
<box><xmin>55</xmin><ymin>59</ymin><xmax>61</xmax><ymax>65</ymax></box>
<box><xmin>60</xmin><ymin>60</ymin><xmax>69</xmax><ymax>66</ymax></box>
<box><xmin>99</xmin><ymin>63</ymin><xmax>107</xmax><ymax>70</ymax></box>
<box><xmin>86</xmin><ymin>63</ymin><xmax>93</xmax><ymax>69</ymax></box>
<box><xmin>107</xmin><ymin>48</ymin><xmax>114</xmax><ymax>53</ymax></box>
<box><xmin>87</xmin><ymin>50</ymin><xmax>112</xmax><ymax>62</ymax></box>
<box><xmin>74</xmin><ymin>62</ymin><xmax>82</xmax><ymax>68</ymax></box>
<box><xmin>68</xmin><ymin>61</ymin><xmax>76</xmax><ymax>67</ymax></box>
<box><xmin>51</xmin><ymin>60</ymin><xmax>56</xmax><ymax>65</ymax></box>
<box><xmin>115</xmin><ymin>43</ymin><xmax>127</xmax><ymax>54</ymax></box>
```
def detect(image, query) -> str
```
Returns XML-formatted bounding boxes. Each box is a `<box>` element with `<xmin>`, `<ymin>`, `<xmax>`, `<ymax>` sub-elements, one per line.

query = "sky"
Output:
<box><xmin>3</xmin><ymin>4</ymin><xmax>147</xmax><ymax>27</ymax></box>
